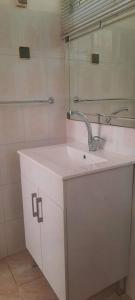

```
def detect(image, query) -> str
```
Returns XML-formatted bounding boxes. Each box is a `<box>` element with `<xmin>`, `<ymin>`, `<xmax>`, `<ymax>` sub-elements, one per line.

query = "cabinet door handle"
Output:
<box><xmin>32</xmin><ymin>193</ymin><xmax>38</xmax><ymax>217</ymax></box>
<box><xmin>37</xmin><ymin>197</ymin><xmax>43</xmax><ymax>223</ymax></box>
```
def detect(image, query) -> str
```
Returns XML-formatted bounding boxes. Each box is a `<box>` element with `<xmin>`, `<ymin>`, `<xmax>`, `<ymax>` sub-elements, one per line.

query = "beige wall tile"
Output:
<box><xmin>0</xmin><ymin>57</ymin><xmax>16</xmax><ymax>100</ymax></box>
<box><xmin>43</xmin><ymin>14</ymin><xmax>64</xmax><ymax>59</ymax></box>
<box><xmin>0</xmin><ymin>193</ymin><xmax>5</xmax><ymax>224</ymax></box>
<box><xmin>1</xmin><ymin>184</ymin><xmax>23</xmax><ymax>222</ymax></box>
<box><xmin>0</xmin><ymin>0</ymin><xmax>61</xmax><ymax>12</ymax></box>
<box><xmin>16</xmin><ymin>11</ymin><xmax>43</xmax><ymax>55</ymax></box>
<box><xmin>28</xmin><ymin>0</ymin><xmax>61</xmax><ymax>12</ymax></box>
<box><xmin>0</xmin><ymin>224</ymin><xmax>7</xmax><ymax>259</ymax></box>
<box><xmin>0</xmin><ymin>106</ymin><xmax>24</xmax><ymax>145</ymax></box>
<box><xmin>48</xmin><ymin>105</ymin><xmax>66</xmax><ymax>139</ymax></box>
<box><xmin>15</xmin><ymin>59</ymin><xmax>47</xmax><ymax>101</ymax></box>
<box><xmin>6</xmin><ymin>219</ymin><xmax>25</xmax><ymax>255</ymax></box>
<box><xmin>48</xmin><ymin>59</ymin><xmax>66</xmax><ymax>100</ymax></box>
<box><xmin>0</xmin><ymin>7</ymin><xmax>11</xmax><ymax>53</ymax></box>
<box><xmin>23</xmin><ymin>105</ymin><xmax>49</xmax><ymax>142</ymax></box>
<box><xmin>0</xmin><ymin>144</ymin><xmax>21</xmax><ymax>185</ymax></box>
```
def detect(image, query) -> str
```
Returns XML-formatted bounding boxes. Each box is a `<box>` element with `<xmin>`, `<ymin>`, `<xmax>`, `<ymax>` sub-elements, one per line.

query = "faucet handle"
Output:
<box><xmin>93</xmin><ymin>136</ymin><xmax>105</xmax><ymax>141</ymax></box>
<box><xmin>93</xmin><ymin>136</ymin><xmax>106</xmax><ymax>150</ymax></box>
<box><xmin>67</xmin><ymin>111</ymin><xmax>71</xmax><ymax>119</ymax></box>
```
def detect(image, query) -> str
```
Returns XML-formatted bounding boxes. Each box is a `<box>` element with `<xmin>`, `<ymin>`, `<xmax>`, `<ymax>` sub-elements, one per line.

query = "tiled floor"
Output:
<box><xmin>0</xmin><ymin>250</ymin><xmax>131</xmax><ymax>300</ymax></box>
<box><xmin>0</xmin><ymin>250</ymin><xmax>58</xmax><ymax>300</ymax></box>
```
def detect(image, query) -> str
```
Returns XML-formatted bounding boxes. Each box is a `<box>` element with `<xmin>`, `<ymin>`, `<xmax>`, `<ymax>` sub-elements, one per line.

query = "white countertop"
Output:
<box><xmin>18</xmin><ymin>143</ymin><xmax>135</xmax><ymax>180</ymax></box>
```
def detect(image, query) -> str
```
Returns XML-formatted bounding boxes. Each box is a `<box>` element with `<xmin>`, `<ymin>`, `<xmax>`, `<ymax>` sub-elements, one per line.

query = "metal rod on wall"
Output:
<box><xmin>73</xmin><ymin>96</ymin><xmax>135</xmax><ymax>103</ymax></box>
<box><xmin>0</xmin><ymin>97</ymin><xmax>55</xmax><ymax>105</ymax></box>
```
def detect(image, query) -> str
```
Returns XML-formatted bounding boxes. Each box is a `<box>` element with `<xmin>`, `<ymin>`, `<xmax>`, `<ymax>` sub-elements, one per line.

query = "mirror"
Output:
<box><xmin>68</xmin><ymin>14</ymin><xmax>135</xmax><ymax>128</ymax></box>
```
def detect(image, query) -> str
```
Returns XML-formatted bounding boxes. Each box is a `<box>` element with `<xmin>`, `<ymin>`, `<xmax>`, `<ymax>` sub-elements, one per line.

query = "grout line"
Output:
<box><xmin>4</xmin><ymin>260</ymin><xmax>24</xmax><ymax>300</ymax></box>
<box><xmin>6</xmin><ymin>261</ymin><xmax>18</xmax><ymax>286</ymax></box>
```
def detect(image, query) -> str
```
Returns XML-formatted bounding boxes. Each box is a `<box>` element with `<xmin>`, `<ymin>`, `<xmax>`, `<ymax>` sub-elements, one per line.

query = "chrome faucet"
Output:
<box><xmin>69</xmin><ymin>110</ymin><xmax>105</xmax><ymax>151</ymax></box>
<box><xmin>105</xmin><ymin>107</ymin><xmax>128</xmax><ymax>124</ymax></box>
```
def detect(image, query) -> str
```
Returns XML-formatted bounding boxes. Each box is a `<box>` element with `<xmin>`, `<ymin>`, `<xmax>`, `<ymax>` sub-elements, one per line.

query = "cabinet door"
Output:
<box><xmin>39</xmin><ymin>188</ymin><xmax>66</xmax><ymax>300</ymax></box>
<box><xmin>21</xmin><ymin>176</ymin><xmax>42</xmax><ymax>269</ymax></box>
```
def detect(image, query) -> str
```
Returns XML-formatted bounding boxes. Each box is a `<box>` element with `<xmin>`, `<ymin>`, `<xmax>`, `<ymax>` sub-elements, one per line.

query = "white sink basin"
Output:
<box><xmin>44</xmin><ymin>145</ymin><xmax>107</xmax><ymax>169</ymax></box>
<box><xmin>27</xmin><ymin>145</ymin><xmax>107</xmax><ymax>175</ymax></box>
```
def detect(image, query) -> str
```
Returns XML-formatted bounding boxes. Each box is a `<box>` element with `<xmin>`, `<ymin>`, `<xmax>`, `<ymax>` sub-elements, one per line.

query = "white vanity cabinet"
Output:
<box><xmin>19</xmin><ymin>151</ymin><xmax>134</xmax><ymax>300</ymax></box>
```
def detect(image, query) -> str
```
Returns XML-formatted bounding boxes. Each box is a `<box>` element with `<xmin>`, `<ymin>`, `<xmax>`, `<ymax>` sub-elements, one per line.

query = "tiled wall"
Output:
<box><xmin>0</xmin><ymin>1</ymin><xmax>66</xmax><ymax>258</ymax></box>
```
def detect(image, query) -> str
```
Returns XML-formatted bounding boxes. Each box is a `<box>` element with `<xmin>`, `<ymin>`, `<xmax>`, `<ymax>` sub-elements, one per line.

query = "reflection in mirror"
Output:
<box><xmin>68</xmin><ymin>14</ymin><xmax>135</xmax><ymax>128</ymax></box>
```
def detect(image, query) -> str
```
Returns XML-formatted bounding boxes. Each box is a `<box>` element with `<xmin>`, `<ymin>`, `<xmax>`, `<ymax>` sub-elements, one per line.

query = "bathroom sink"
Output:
<box><xmin>18</xmin><ymin>143</ymin><xmax>135</xmax><ymax>179</ymax></box>
<box><xmin>44</xmin><ymin>145</ymin><xmax>107</xmax><ymax>168</ymax></box>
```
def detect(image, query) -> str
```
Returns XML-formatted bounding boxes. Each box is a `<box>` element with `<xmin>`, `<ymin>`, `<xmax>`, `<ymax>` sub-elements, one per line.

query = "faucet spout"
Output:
<box><xmin>106</xmin><ymin>107</ymin><xmax>128</xmax><ymax>124</ymax></box>
<box><xmin>68</xmin><ymin>110</ymin><xmax>105</xmax><ymax>151</ymax></box>
<box><xmin>69</xmin><ymin>110</ymin><xmax>93</xmax><ymax>142</ymax></box>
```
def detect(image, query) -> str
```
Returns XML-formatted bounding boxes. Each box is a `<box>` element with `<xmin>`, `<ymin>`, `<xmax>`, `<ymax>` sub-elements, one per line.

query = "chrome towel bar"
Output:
<box><xmin>73</xmin><ymin>96</ymin><xmax>135</xmax><ymax>103</ymax></box>
<box><xmin>0</xmin><ymin>97</ymin><xmax>54</xmax><ymax>105</ymax></box>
